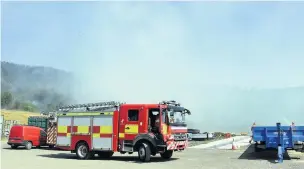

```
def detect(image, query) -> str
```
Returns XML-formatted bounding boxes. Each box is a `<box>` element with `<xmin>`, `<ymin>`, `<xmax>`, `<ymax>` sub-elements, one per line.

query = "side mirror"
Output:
<box><xmin>183</xmin><ymin>109</ymin><xmax>191</xmax><ymax>115</ymax></box>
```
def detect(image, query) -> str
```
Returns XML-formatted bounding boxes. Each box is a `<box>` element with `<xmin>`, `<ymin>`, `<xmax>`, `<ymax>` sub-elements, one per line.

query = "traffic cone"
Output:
<box><xmin>232</xmin><ymin>139</ymin><xmax>237</xmax><ymax>150</ymax></box>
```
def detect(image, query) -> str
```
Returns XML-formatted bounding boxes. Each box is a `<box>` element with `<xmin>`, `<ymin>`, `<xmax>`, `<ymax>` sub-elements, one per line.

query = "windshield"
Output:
<box><xmin>162</xmin><ymin>108</ymin><xmax>187</xmax><ymax>126</ymax></box>
<box><xmin>169</xmin><ymin>111</ymin><xmax>186</xmax><ymax>125</ymax></box>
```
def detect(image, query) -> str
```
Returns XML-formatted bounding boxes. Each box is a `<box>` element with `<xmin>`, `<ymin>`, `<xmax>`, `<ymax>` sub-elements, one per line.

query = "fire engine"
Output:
<box><xmin>55</xmin><ymin>100</ymin><xmax>191</xmax><ymax>162</ymax></box>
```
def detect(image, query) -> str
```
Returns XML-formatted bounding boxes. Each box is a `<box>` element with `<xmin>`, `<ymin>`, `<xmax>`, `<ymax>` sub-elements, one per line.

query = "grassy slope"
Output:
<box><xmin>1</xmin><ymin>109</ymin><xmax>40</xmax><ymax>125</ymax></box>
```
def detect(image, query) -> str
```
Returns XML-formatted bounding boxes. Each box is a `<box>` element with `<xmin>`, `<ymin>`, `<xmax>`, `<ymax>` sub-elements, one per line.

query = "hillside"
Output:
<box><xmin>1</xmin><ymin>61</ymin><xmax>75</xmax><ymax>111</ymax></box>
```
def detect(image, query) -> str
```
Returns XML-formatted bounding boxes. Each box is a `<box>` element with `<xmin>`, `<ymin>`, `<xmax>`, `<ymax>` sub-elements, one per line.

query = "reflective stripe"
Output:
<box><xmin>57</xmin><ymin>112</ymin><xmax>114</xmax><ymax>116</ymax></box>
<box><xmin>76</xmin><ymin>126</ymin><xmax>89</xmax><ymax>133</ymax></box>
<box><xmin>92</xmin><ymin>134</ymin><xmax>113</xmax><ymax>138</ymax></box>
<box><xmin>92</xmin><ymin>126</ymin><xmax>112</xmax><ymax>138</ymax></box>
<box><xmin>99</xmin><ymin>134</ymin><xmax>112</xmax><ymax>138</ymax></box>
<box><xmin>58</xmin><ymin>126</ymin><xmax>67</xmax><ymax>133</ymax></box>
<box><xmin>57</xmin><ymin>126</ymin><xmax>71</xmax><ymax>137</ymax></box>
<box><xmin>58</xmin><ymin>133</ymin><xmax>67</xmax><ymax>136</ymax></box>
<box><xmin>119</xmin><ymin>133</ymin><xmax>125</xmax><ymax>138</ymax></box>
<box><xmin>167</xmin><ymin>141</ymin><xmax>186</xmax><ymax>150</ymax></box>
<box><xmin>125</xmin><ymin>124</ymin><xmax>138</xmax><ymax>134</ymax></box>
<box><xmin>93</xmin><ymin>133</ymin><xmax>100</xmax><ymax>138</ymax></box>
<box><xmin>100</xmin><ymin>126</ymin><xmax>112</xmax><ymax>134</ymax></box>
<box><xmin>47</xmin><ymin>125</ymin><xmax>57</xmax><ymax>145</ymax></box>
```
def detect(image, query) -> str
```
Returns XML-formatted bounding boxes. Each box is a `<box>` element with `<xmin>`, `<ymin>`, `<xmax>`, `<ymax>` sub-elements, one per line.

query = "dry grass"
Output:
<box><xmin>1</xmin><ymin>109</ymin><xmax>40</xmax><ymax>125</ymax></box>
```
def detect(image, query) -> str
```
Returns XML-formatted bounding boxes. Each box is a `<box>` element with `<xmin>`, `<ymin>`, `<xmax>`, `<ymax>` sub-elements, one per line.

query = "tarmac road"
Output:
<box><xmin>1</xmin><ymin>142</ymin><xmax>304</xmax><ymax>169</ymax></box>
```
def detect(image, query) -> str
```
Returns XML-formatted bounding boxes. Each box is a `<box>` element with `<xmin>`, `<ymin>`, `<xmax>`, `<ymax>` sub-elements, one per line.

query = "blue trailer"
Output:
<box><xmin>252</xmin><ymin>122</ymin><xmax>304</xmax><ymax>163</ymax></box>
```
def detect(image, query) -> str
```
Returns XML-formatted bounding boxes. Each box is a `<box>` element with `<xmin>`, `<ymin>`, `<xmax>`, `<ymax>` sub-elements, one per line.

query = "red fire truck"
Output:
<box><xmin>55</xmin><ymin>100</ymin><xmax>191</xmax><ymax>162</ymax></box>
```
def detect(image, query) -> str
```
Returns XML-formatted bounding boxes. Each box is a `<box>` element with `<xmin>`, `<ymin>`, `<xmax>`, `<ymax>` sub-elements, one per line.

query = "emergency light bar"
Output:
<box><xmin>159</xmin><ymin>100</ymin><xmax>191</xmax><ymax>115</ymax></box>
<box><xmin>159</xmin><ymin>100</ymin><xmax>181</xmax><ymax>106</ymax></box>
<box><xmin>58</xmin><ymin>101</ymin><xmax>124</xmax><ymax>112</ymax></box>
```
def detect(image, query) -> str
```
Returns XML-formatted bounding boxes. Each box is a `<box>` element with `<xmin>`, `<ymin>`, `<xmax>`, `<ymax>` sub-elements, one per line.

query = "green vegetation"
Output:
<box><xmin>1</xmin><ymin>61</ymin><xmax>75</xmax><ymax>112</ymax></box>
<box><xmin>1</xmin><ymin>91</ymin><xmax>37</xmax><ymax>112</ymax></box>
<box><xmin>1</xmin><ymin>91</ymin><xmax>13</xmax><ymax>108</ymax></box>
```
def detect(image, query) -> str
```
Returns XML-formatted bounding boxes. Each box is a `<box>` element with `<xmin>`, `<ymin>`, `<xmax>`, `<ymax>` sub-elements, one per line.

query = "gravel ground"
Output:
<box><xmin>188</xmin><ymin>140</ymin><xmax>208</xmax><ymax>147</ymax></box>
<box><xmin>1</xmin><ymin>142</ymin><xmax>304</xmax><ymax>169</ymax></box>
<box><xmin>188</xmin><ymin>138</ymin><xmax>222</xmax><ymax>147</ymax></box>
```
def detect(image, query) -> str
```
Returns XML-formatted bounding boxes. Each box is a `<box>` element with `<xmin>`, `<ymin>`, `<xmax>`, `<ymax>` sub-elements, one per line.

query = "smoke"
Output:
<box><xmin>56</xmin><ymin>3</ymin><xmax>304</xmax><ymax>132</ymax></box>
<box><xmin>70</xmin><ymin>3</ymin><xmax>201</xmax><ymax>103</ymax></box>
<box><xmin>65</xmin><ymin>2</ymin><xmax>304</xmax><ymax>133</ymax></box>
<box><xmin>2</xmin><ymin>2</ymin><xmax>304</xmax><ymax>132</ymax></box>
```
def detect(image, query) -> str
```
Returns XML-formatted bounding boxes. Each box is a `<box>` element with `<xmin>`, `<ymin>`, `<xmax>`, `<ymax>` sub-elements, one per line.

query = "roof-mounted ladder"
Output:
<box><xmin>58</xmin><ymin>101</ymin><xmax>125</xmax><ymax>112</ymax></box>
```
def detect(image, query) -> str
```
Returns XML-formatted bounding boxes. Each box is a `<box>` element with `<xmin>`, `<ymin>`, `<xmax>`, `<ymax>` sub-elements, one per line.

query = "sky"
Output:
<box><xmin>2</xmin><ymin>2</ymin><xmax>304</xmax><ymax>131</ymax></box>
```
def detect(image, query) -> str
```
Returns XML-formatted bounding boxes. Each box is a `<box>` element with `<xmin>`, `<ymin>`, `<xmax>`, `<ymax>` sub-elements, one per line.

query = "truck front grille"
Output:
<box><xmin>174</xmin><ymin>133</ymin><xmax>187</xmax><ymax>141</ymax></box>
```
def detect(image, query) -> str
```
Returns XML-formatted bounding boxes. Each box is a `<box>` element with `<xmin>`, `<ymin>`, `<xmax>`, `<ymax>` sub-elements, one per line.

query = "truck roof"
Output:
<box><xmin>120</xmin><ymin>104</ymin><xmax>160</xmax><ymax>109</ymax></box>
<box><xmin>57</xmin><ymin>100</ymin><xmax>190</xmax><ymax>114</ymax></box>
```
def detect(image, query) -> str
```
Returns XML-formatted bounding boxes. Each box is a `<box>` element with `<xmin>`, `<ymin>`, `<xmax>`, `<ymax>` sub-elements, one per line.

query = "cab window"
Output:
<box><xmin>128</xmin><ymin>109</ymin><xmax>139</xmax><ymax>121</ymax></box>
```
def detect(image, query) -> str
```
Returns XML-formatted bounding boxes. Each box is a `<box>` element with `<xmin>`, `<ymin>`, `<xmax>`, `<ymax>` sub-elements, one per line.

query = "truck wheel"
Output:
<box><xmin>76</xmin><ymin>142</ymin><xmax>93</xmax><ymax>160</ymax></box>
<box><xmin>97</xmin><ymin>151</ymin><xmax>114</xmax><ymax>158</ymax></box>
<box><xmin>49</xmin><ymin>145</ymin><xmax>55</xmax><ymax>149</ymax></box>
<box><xmin>138</xmin><ymin>142</ymin><xmax>151</xmax><ymax>162</ymax></box>
<box><xmin>25</xmin><ymin>142</ymin><xmax>32</xmax><ymax>150</ymax></box>
<box><xmin>11</xmin><ymin>145</ymin><xmax>18</xmax><ymax>149</ymax></box>
<box><xmin>160</xmin><ymin>150</ymin><xmax>173</xmax><ymax>159</ymax></box>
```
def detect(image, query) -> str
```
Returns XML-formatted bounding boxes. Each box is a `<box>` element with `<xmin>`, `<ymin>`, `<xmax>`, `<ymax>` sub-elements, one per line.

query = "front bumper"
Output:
<box><xmin>166</xmin><ymin>140</ymin><xmax>188</xmax><ymax>150</ymax></box>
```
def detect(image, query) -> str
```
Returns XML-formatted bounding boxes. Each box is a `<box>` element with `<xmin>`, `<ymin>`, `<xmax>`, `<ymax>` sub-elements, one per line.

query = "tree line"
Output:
<box><xmin>1</xmin><ymin>61</ymin><xmax>74</xmax><ymax>112</ymax></box>
<box><xmin>1</xmin><ymin>90</ymin><xmax>69</xmax><ymax>112</ymax></box>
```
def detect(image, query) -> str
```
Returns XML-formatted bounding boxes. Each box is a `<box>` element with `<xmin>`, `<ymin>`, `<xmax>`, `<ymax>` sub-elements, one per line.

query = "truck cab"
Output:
<box><xmin>118</xmin><ymin>101</ymin><xmax>191</xmax><ymax>161</ymax></box>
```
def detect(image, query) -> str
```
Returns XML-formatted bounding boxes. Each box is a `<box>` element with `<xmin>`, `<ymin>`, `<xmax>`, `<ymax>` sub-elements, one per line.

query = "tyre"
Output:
<box><xmin>97</xmin><ymin>151</ymin><xmax>114</xmax><ymax>158</ymax></box>
<box><xmin>138</xmin><ymin>142</ymin><xmax>151</xmax><ymax>162</ymax></box>
<box><xmin>49</xmin><ymin>145</ymin><xmax>55</xmax><ymax>149</ymax></box>
<box><xmin>160</xmin><ymin>150</ymin><xmax>173</xmax><ymax>159</ymax></box>
<box><xmin>76</xmin><ymin>142</ymin><xmax>93</xmax><ymax>160</ymax></box>
<box><xmin>11</xmin><ymin>145</ymin><xmax>18</xmax><ymax>149</ymax></box>
<box><xmin>25</xmin><ymin>142</ymin><xmax>32</xmax><ymax>150</ymax></box>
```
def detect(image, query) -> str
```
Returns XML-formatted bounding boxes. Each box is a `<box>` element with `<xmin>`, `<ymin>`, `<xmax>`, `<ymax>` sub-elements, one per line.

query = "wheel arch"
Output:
<box><xmin>133</xmin><ymin>134</ymin><xmax>157</xmax><ymax>153</ymax></box>
<box><xmin>75</xmin><ymin>140</ymin><xmax>94</xmax><ymax>160</ymax></box>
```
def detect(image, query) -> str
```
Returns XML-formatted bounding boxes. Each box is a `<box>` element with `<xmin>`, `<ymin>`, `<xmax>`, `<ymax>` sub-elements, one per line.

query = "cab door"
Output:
<box><xmin>119</xmin><ymin>105</ymin><xmax>145</xmax><ymax>151</ymax></box>
<box><xmin>119</xmin><ymin>106</ymin><xmax>141</xmax><ymax>140</ymax></box>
